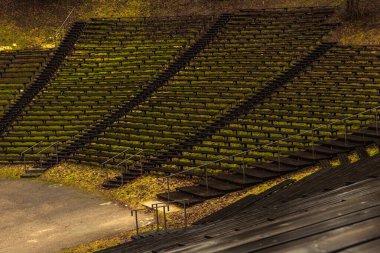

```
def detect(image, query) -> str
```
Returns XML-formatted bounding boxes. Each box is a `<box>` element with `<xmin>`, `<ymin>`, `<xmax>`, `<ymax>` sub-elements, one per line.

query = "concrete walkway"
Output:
<box><xmin>0</xmin><ymin>179</ymin><xmax>151</xmax><ymax>253</ymax></box>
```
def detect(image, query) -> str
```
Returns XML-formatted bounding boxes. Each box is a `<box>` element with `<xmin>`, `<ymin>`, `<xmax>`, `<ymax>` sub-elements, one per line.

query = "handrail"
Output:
<box><xmin>36</xmin><ymin>141</ymin><xmax>61</xmax><ymax>169</ymax></box>
<box><xmin>21</xmin><ymin>141</ymin><xmax>43</xmax><ymax>156</ymax></box>
<box><xmin>53</xmin><ymin>7</ymin><xmax>76</xmax><ymax>45</ymax></box>
<box><xmin>101</xmin><ymin>149</ymin><xmax>130</xmax><ymax>166</ymax></box>
<box><xmin>116</xmin><ymin>150</ymin><xmax>144</xmax><ymax>185</ymax></box>
<box><xmin>103</xmin><ymin>149</ymin><xmax>144</xmax><ymax>181</ymax></box>
<box><xmin>36</xmin><ymin>141</ymin><xmax>60</xmax><ymax>154</ymax></box>
<box><xmin>160</xmin><ymin>105</ymin><xmax>380</xmax><ymax>180</ymax></box>
<box><xmin>116</xmin><ymin>150</ymin><xmax>144</xmax><ymax>167</ymax></box>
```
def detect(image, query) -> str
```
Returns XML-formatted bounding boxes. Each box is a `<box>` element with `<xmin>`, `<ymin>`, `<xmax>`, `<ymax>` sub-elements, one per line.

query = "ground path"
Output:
<box><xmin>0</xmin><ymin>179</ymin><xmax>151</xmax><ymax>253</ymax></box>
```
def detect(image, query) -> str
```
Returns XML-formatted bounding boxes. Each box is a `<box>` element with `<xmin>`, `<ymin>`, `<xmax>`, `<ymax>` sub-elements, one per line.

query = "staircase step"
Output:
<box><xmin>157</xmin><ymin>191</ymin><xmax>203</xmax><ymax>205</ymax></box>
<box><xmin>102</xmin><ymin>182</ymin><xmax>121</xmax><ymax>189</ymax></box>
<box><xmin>235</xmin><ymin>167</ymin><xmax>278</xmax><ymax>179</ymax></box>
<box><xmin>368</xmin><ymin>123</ymin><xmax>380</xmax><ymax>131</ymax></box>
<box><xmin>199</xmin><ymin>178</ymin><xmax>241</xmax><ymax>192</ymax></box>
<box><xmin>287</xmin><ymin>151</ymin><xmax>330</xmax><ymax>161</ymax></box>
<box><xmin>338</xmin><ymin>134</ymin><xmax>377</xmax><ymax>144</ymax></box>
<box><xmin>122</xmin><ymin>171</ymin><xmax>142</xmax><ymax>177</ymax></box>
<box><xmin>253</xmin><ymin>163</ymin><xmax>298</xmax><ymax>173</ymax></box>
<box><xmin>304</xmin><ymin>145</ymin><xmax>346</xmax><ymax>156</ymax></box>
<box><xmin>115</xmin><ymin>174</ymin><xmax>137</xmax><ymax>181</ymax></box>
<box><xmin>178</xmin><ymin>185</ymin><xmax>224</xmax><ymax>198</ymax></box>
<box><xmin>355</xmin><ymin>129</ymin><xmax>380</xmax><ymax>139</ymax></box>
<box><xmin>266</xmin><ymin>157</ymin><xmax>313</xmax><ymax>168</ymax></box>
<box><xmin>21</xmin><ymin>173</ymin><xmax>42</xmax><ymax>178</ymax></box>
<box><xmin>213</xmin><ymin>173</ymin><xmax>261</xmax><ymax>186</ymax></box>
<box><xmin>321</xmin><ymin>140</ymin><xmax>364</xmax><ymax>149</ymax></box>
<box><xmin>26</xmin><ymin>168</ymin><xmax>46</xmax><ymax>173</ymax></box>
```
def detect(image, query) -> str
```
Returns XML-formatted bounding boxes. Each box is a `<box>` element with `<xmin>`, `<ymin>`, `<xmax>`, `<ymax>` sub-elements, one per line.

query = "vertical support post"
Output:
<box><xmin>152</xmin><ymin>204</ymin><xmax>160</xmax><ymax>231</ymax></box>
<box><xmin>23</xmin><ymin>154</ymin><xmax>26</xmax><ymax>173</ymax></box>
<box><xmin>166</xmin><ymin>177</ymin><xmax>170</xmax><ymax>202</ymax></box>
<box><xmin>344</xmin><ymin>119</ymin><xmax>347</xmax><ymax>146</ymax></box>
<box><xmin>204</xmin><ymin>168</ymin><xmax>209</xmax><ymax>193</ymax></box>
<box><xmin>162</xmin><ymin>205</ymin><xmax>168</xmax><ymax>232</ymax></box>
<box><xmin>183</xmin><ymin>201</ymin><xmax>188</xmax><ymax>229</ymax></box>
<box><xmin>105</xmin><ymin>164</ymin><xmax>108</xmax><ymax>181</ymax></box>
<box><xmin>55</xmin><ymin>142</ymin><xmax>59</xmax><ymax>164</ymax></box>
<box><xmin>131</xmin><ymin>210</ymin><xmax>139</xmax><ymax>235</ymax></box>
<box><xmin>121</xmin><ymin>163</ymin><xmax>125</xmax><ymax>186</ymax></box>
<box><xmin>311</xmin><ymin>130</ymin><xmax>315</xmax><ymax>158</ymax></box>
<box><xmin>277</xmin><ymin>142</ymin><xmax>281</xmax><ymax>170</ymax></box>
<box><xmin>242</xmin><ymin>153</ymin><xmax>246</xmax><ymax>184</ymax></box>
<box><xmin>376</xmin><ymin>109</ymin><xmax>379</xmax><ymax>135</ymax></box>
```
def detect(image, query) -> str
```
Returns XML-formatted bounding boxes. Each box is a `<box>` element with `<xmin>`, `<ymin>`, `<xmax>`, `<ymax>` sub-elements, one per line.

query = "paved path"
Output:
<box><xmin>0</xmin><ymin>179</ymin><xmax>151</xmax><ymax>253</ymax></box>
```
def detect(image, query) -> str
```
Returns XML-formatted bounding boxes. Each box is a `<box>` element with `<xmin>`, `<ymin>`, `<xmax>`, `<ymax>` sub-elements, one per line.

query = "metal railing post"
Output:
<box><xmin>39</xmin><ymin>150</ymin><xmax>42</xmax><ymax>168</ymax></box>
<box><xmin>54</xmin><ymin>7</ymin><xmax>75</xmax><ymax>46</ymax></box>
<box><xmin>204</xmin><ymin>168</ymin><xmax>209</xmax><ymax>193</ymax></box>
<box><xmin>23</xmin><ymin>154</ymin><xmax>26</xmax><ymax>173</ymax></box>
<box><xmin>277</xmin><ymin>142</ymin><xmax>281</xmax><ymax>169</ymax></box>
<box><xmin>166</xmin><ymin>177</ymin><xmax>170</xmax><ymax>202</ymax></box>
<box><xmin>311</xmin><ymin>129</ymin><xmax>315</xmax><ymax>158</ymax></box>
<box><xmin>162</xmin><ymin>205</ymin><xmax>169</xmax><ymax>232</ymax></box>
<box><xmin>376</xmin><ymin>109</ymin><xmax>379</xmax><ymax>135</ymax></box>
<box><xmin>131</xmin><ymin>210</ymin><xmax>139</xmax><ymax>235</ymax></box>
<box><xmin>183</xmin><ymin>201</ymin><xmax>188</xmax><ymax>229</ymax></box>
<box><xmin>344</xmin><ymin>119</ymin><xmax>347</xmax><ymax>146</ymax></box>
<box><xmin>105</xmin><ymin>164</ymin><xmax>109</xmax><ymax>181</ymax></box>
<box><xmin>151</xmin><ymin>203</ymin><xmax>160</xmax><ymax>231</ymax></box>
<box><xmin>242</xmin><ymin>153</ymin><xmax>246</xmax><ymax>184</ymax></box>
<box><xmin>55</xmin><ymin>142</ymin><xmax>59</xmax><ymax>163</ymax></box>
<box><xmin>20</xmin><ymin>141</ymin><xmax>43</xmax><ymax>173</ymax></box>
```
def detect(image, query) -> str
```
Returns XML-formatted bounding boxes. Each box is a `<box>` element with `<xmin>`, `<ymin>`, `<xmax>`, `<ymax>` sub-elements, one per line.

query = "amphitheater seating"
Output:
<box><xmin>153</xmin><ymin>45</ymin><xmax>380</xmax><ymax>202</ymax></box>
<box><xmin>97</xmin><ymin>154</ymin><xmax>380</xmax><ymax>253</ymax></box>
<box><xmin>0</xmin><ymin>16</ymin><xmax>213</xmax><ymax>162</ymax></box>
<box><xmin>164</xmin><ymin>46</ymin><xmax>380</xmax><ymax>173</ymax></box>
<box><xmin>72</xmin><ymin>9</ymin><xmax>335</xmax><ymax>184</ymax></box>
<box><xmin>0</xmin><ymin>50</ymin><xmax>52</xmax><ymax>117</ymax></box>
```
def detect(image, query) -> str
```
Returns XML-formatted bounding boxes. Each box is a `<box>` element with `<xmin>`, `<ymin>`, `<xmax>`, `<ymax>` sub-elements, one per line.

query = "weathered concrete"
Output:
<box><xmin>0</xmin><ymin>179</ymin><xmax>152</xmax><ymax>253</ymax></box>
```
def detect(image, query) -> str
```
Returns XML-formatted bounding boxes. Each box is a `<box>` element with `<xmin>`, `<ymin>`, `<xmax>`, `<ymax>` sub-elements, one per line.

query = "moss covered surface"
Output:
<box><xmin>0</xmin><ymin>0</ymin><xmax>379</xmax><ymax>50</ymax></box>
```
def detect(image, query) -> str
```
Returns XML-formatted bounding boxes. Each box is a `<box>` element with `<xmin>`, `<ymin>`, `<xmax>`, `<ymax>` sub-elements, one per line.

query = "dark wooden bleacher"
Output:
<box><xmin>97</xmin><ymin>153</ymin><xmax>380</xmax><ymax>253</ymax></box>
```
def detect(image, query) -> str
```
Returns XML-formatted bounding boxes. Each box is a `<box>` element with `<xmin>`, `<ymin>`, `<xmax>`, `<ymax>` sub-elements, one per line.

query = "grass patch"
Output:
<box><xmin>330</xmin><ymin>158</ymin><xmax>342</xmax><ymax>167</ymax></box>
<box><xmin>366</xmin><ymin>144</ymin><xmax>379</xmax><ymax>157</ymax></box>
<box><xmin>348</xmin><ymin>151</ymin><xmax>360</xmax><ymax>163</ymax></box>
<box><xmin>59</xmin><ymin>229</ymin><xmax>135</xmax><ymax>253</ymax></box>
<box><xmin>0</xmin><ymin>164</ymin><xmax>24</xmax><ymax>179</ymax></box>
<box><xmin>39</xmin><ymin>162</ymin><xmax>193</xmax><ymax>209</ymax></box>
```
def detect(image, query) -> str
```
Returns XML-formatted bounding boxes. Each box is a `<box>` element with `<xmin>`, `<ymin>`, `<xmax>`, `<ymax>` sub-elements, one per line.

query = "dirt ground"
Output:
<box><xmin>0</xmin><ymin>179</ymin><xmax>152</xmax><ymax>253</ymax></box>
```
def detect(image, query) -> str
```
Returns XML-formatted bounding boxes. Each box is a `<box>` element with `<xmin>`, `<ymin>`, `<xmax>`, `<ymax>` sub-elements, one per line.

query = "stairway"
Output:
<box><xmin>0</xmin><ymin>22</ymin><xmax>86</xmax><ymax>136</ymax></box>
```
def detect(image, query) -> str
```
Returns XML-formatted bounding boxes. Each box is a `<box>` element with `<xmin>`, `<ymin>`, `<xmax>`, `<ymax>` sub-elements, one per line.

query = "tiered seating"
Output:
<box><xmin>74</xmin><ymin>9</ymin><xmax>335</xmax><ymax>179</ymax></box>
<box><xmin>0</xmin><ymin>50</ymin><xmax>52</xmax><ymax>116</ymax></box>
<box><xmin>164</xmin><ymin>46</ymin><xmax>380</xmax><ymax>176</ymax></box>
<box><xmin>0</xmin><ymin>16</ymin><xmax>213</xmax><ymax>162</ymax></box>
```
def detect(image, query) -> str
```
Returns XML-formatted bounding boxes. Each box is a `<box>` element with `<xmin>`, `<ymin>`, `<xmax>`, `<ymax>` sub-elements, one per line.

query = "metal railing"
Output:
<box><xmin>20</xmin><ymin>141</ymin><xmax>43</xmax><ymax>172</ymax></box>
<box><xmin>36</xmin><ymin>141</ymin><xmax>60</xmax><ymax>169</ymax></box>
<box><xmin>130</xmin><ymin>208</ymin><xmax>146</xmax><ymax>236</ymax></box>
<box><xmin>102</xmin><ymin>149</ymin><xmax>144</xmax><ymax>181</ymax></box>
<box><xmin>53</xmin><ymin>7</ymin><xmax>76</xmax><ymax>47</ymax></box>
<box><xmin>131</xmin><ymin>199</ymin><xmax>189</xmax><ymax>237</ymax></box>
<box><xmin>115</xmin><ymin>150</ymin><xmax>144</xmax><ymax>185</ymax></box>
<box><xmin>20</xmin><ymin>140</ymin><xmax>62</xmax><ymax>173</ymax></box>
<box><xmin>160</xmin><ymin>105</ymin><xmax>380</xmax><ymax>196</ymax></box>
